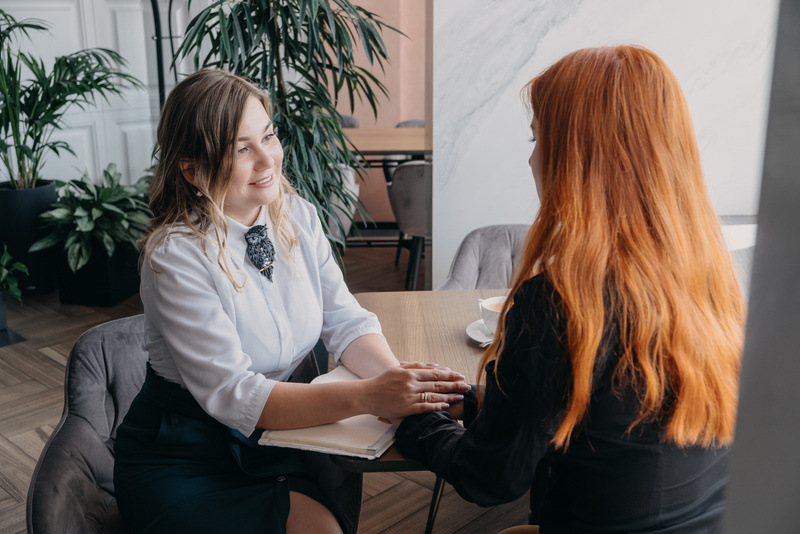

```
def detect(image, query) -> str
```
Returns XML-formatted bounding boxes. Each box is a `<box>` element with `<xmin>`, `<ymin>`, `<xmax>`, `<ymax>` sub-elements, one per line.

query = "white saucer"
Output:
<box><xmin>466</xmin><ymin>319</ymin><xmax>494</xmax><ymax>346</ymax></box>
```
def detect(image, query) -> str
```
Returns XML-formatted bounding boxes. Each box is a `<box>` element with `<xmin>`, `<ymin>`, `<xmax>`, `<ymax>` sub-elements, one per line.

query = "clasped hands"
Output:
<box><xmin>355</xmin><ymin>362</ymin><xmax>470</xmax><ymax>427</ymax></box>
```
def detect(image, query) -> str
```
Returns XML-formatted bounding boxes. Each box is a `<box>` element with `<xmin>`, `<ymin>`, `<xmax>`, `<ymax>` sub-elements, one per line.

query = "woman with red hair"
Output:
<box><xmin>392</xmin><ymin>46</ymin><xmax>745</xmax><ymax>533</ymax></box>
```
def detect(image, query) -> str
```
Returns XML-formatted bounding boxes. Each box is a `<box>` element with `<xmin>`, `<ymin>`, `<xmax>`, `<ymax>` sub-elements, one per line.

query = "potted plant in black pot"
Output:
<box><xmin>0</xmin><ymin>243</ymin><xmax>27</xmax><ymax>332</ymax></box>
<box><xmin>29</xmin><ymin>164</ymin><xmax>151</xmax><ymax>307</ymax></box>
<box><xmin>0</xmin><ymin>9</ymin><xmax>142</xmax><ymax>294</ymax></box>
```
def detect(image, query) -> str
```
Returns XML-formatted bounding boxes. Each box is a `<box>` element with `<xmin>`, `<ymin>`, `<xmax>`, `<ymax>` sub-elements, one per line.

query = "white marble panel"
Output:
<box><xmin>432</xmin><ymin>0</ymin><xmax>779</xmax><ymax>286</ymax></box>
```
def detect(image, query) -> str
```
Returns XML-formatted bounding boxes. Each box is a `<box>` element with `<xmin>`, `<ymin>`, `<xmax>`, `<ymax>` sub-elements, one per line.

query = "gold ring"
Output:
<box><xmin>421</xmin><ymin>392</ymin><xmax>428</xmax><ymax>403</ymax></box>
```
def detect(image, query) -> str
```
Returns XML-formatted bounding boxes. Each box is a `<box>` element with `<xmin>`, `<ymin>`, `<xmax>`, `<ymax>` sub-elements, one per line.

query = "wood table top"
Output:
<box><xmin>333</xmin><ymin>289</ymin><xmax>508</xmax><ymax>471</ymax></box>
<box><xmin>355</xmin><ymin>289</ymin><xmax>508</xmax><ymax>382</ymax></box>
<box><xmin>342</xmin><ymin>127</ymin><xmax>432</xmax><ymax>156</ymax></box>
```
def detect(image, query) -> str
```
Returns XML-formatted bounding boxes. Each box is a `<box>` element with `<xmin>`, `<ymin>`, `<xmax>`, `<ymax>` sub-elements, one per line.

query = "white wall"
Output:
<box><xmin>432</xmin><ymin>0</ymin><xmax>779</xmax><ymax>287</ymax></box>
<box><xmin>3</xmin><ymin>0</ymin><xmax>156</xmax><ymax>185</ymax></box>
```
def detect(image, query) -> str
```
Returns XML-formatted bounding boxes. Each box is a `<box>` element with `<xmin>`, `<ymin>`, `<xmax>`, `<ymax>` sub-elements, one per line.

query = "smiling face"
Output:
<box><xmin>528</xmin><ymin>116</ymin><xmax>542</xmax><ymax>199</ymax></box>
<box><xmin>223</xmin><ymin>96</ymin><xmax>284</xmax><ymax>226</ymax></box>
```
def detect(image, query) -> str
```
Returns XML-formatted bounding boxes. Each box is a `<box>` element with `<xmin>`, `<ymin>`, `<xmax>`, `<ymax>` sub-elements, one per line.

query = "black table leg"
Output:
<box><xmin>425</xmin><ymin>476</ymin><xmax>446</xmax><ymax>534</ymax></box>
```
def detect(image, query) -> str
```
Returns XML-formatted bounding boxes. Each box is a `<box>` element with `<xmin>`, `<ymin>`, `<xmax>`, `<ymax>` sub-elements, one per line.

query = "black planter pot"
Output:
<box><xmin>0</xmin><ymin>291</ymin><xmax>6</xmax><ymax>331</ymax></box>
<box><xmin>57</xmin><ymin>247</ymin><xmax>141</xmax><ymax>307</ymax></box>
<box><xmin>0</xmin><ymin>181</ymin><xmax>58</xmax><ymax>295</ymax></box>
<box><xmin>0</xmin><ymin>292</ymin><xmax>26</xmax><ymax>347</ymax></box>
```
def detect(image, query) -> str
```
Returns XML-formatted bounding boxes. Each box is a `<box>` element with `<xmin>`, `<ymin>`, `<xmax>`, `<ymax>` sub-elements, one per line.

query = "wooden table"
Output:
<box><xmin>335</xmin><ymin>289</ymin><xmax>508</xmax><ymax>533</ymax></box>
<box><xmin>343</xmin><ymin>127</ymin><xmax>431</xmax><ymax>156</ymax></box>
<box><xmin>357</xmin><ymin>288</ymin><xmax>505</xmax><ymax>376</ymax></box>
<box><xmin>350</xmin><ymin>288</ymin><xmax>506</xmax><ymax>466</ymax></box>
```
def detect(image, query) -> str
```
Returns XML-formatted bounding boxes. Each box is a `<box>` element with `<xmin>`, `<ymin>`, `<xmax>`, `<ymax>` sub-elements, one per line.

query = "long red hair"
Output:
<box><xmin>480</xmin><ymin>46</ymin><xmax>745</xmax><ymax>449</ymax></box>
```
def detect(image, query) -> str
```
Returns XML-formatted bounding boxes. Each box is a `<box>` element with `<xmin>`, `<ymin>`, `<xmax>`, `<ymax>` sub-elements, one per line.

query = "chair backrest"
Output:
<box><xmin>387</xmin><ymin>160</ymin><xmax>432</xmax><ymax>238</ymax></box>
<box><xmin>396</xmin><ymin>118</ymin><xmax>425</xmax><ymax>128</ymax></box>
<box><xmin>337</xmin><ymin>113</ymin><xmax>360</xmax><ymax>128</ymax></box>
<box><xmin>27</xmin><ymin>315</ymin><xmax>147</xmax><ymax>534</ymax></box>
<box><xmin>383</xmin><ymin>119</ymin><xmax>426</xmax><ymax>183</ymax></box>
<box><xmin>27</xmin><ymin>315</ymin><xmax>326</xmax><ymax>534</ymax></box>
<box><xmin>436</xmin><ymin>224</ymin><xmax>531</xmax><ymax>291</ymax></box>
<box><xmin>438</xmin><ymin>223</ymin><xmax>755</xmax><ymax>295</ymax></box>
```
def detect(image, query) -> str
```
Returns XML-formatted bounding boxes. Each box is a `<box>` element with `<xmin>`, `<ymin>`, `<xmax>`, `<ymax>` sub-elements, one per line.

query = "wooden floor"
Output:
<box><xmin>0</xmin><ymin>245</ymin><xmax>529</xmax><ymax>533</ymax></box>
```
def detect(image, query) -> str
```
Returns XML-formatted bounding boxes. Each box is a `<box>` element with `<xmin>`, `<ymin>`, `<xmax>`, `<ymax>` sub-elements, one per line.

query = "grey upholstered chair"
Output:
<box><xmin>382</xmin><ymin>119</ymin><xmax>426</xmax><ymax>268</ymax></box>
<box><xmin>337</xmin><ymin>113</ymin><xmax>360</xmax><ymax>128</ymax></box>
<box><xmin>439</xmin><ymin>222</ymin><xmax>754</xmax><ymax>294</ymax></box>
<box><xmin>436</xmin><ymin>224</ymin><xmax>531</xmax><ymax>291</ymax></box>
<box><xmin>27</xmin><ymin>315</ymin><xmax>147</xmax><ymax>534</ymax></box>
<box><xmin>382</xmin><ymin>119</ymin><xmax>426</xmax><ymax>185</ymax></box>
<box><xmin>387</xmin><ymin>160</ymin><xmax>432</xmax><ymax>291</ymax></box>
<box><xmin>27</xmin><ymin>316</ymin><xmax>359</xmax><ymax>534</ymax></box>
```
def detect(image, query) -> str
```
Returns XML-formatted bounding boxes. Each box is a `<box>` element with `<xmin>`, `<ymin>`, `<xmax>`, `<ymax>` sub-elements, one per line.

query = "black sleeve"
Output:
<box><xmin>461</xmin><ymin>385</ymin><xmax>479</xmax><ymax>427</ymax></box>
<box><xmin>394</xmin><ymin>276</ymin><xmax>569</xmax><ymax>506</ymax></box>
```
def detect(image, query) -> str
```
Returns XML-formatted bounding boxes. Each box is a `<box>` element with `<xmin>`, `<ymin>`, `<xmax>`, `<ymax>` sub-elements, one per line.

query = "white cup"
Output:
<box><xmin>478</xmin><ymin>296</ymin><xmax>506</xmax><ymax>335</ymax></box>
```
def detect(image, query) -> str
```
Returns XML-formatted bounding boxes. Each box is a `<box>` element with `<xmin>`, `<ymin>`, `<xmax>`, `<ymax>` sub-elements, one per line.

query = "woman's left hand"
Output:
<box><xmin>381</xmin><ymin>390</ymin><xmax>466</xmax><ymax>427</ymax></box>
<box><xmin>370</xmin><ymin>362</ymin><xmax>470</xmax><ymax>426</ymax></box>
<box><xmin>359</xmin><ymin>361</ymin><xmax>469</xmax><ymax>424</ymax></box>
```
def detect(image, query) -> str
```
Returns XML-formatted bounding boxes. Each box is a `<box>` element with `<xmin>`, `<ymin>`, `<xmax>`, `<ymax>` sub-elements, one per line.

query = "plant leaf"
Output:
<box><xmin>171</xmin><ymin>0</ymin><xmax>397</xmax><ymax>262</ymax></box>
<box><xmin>28</xmin><ymin>233</ymin><xmax>63</xmax><ymax>252</ymax></box>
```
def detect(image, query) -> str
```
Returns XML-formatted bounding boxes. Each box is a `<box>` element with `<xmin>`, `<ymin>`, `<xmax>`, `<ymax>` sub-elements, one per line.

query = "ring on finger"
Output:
<box><xmin>420</xmin><ymin>391</ymin><xmax>428</xmax><ymax>403</ymax></box>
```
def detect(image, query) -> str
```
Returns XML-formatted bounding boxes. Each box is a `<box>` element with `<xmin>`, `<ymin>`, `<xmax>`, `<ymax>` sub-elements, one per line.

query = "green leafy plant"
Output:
<box><xmin>30</xmin><ymin>164</ymin><xmax>152</xmax><ymax>272</ymax></box>
<box><xmin>0</xmin><ymin>244</ymin><xmax>28</xmax><ymax>304</ymax></box>
<box><xmin>0</xmin><ymin>9</ymin><xmax>143</xmax><ymax>189</ymax></box>
<box><xmin>175</xmin><ymin>0</ymin><xmax>398</xmax><ymax>251</ymax></box>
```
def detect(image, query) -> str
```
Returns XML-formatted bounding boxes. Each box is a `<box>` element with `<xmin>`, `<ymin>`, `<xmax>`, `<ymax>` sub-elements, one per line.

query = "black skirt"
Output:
<box><xmin>113</xmin><ymin>365</ymin><xmax>361</xmax><ymax>533</ymax></box>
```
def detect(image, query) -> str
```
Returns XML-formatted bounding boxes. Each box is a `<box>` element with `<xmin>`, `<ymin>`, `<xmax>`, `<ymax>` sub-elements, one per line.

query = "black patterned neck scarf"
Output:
<box><xmin>244</xmin><ymin>225</ymin><xmax>276</xmax><ymax>282</ymax></box>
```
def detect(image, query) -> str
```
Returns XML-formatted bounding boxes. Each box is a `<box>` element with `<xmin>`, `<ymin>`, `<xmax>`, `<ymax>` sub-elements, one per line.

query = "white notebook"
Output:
<box><xmin>258</xmin><ymin>366</ymin><xmax>396</xmax><ymax>460</ymax></box>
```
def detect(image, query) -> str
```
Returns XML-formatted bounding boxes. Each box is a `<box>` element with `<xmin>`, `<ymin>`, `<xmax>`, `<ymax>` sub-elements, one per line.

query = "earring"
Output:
<box><xmin>196</xmin><ymin>190</ymin><xmax>203</xmax><ymax>197</ymax></box>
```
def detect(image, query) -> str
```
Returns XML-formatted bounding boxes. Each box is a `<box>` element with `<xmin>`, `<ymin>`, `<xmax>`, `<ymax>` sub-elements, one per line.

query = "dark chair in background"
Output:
<box><xmin>381</xmin><ymin>119</ymin><xmax>426</xmax><ymax>267</ymax></box>
<box><xmin>386</xmin><ymin>160</ymin><xmax>432</xmax><ymax>291</ymax></box>
<box><xmin>382</xmin><ymin>119</ymin><xmax>426</xmax><ymax>184</ymax></box>
<box><xmin>27</xmin><ymin>316</ymin><xmax>359</xmax><ymax>533</ymax></box>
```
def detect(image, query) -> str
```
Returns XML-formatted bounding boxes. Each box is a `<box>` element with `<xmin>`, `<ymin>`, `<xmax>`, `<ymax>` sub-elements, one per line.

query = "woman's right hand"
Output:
<box><xmin>357</xmin><ymin>362</ymin><xmax>470</xmax><ymax>420</ymax></box>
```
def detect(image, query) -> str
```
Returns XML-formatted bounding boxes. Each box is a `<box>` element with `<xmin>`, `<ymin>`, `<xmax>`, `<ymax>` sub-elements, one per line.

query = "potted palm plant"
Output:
<box><xmin>0</xmin><ymin>9</ymin><xmax>143</xmax><ymax>294</ymax></box>
<box><xmin>30</xmin><ymin>164</ymin><xmax>151</xmax><ymax>306</ymax></box>
<box><xmin>175</xmin><ymin>0</ymin><xmax>397</xmax><ymax>260</ymax></box>
<box><xmin>0</xmin><ymin>244</ymin><xmax>28</xmax><ymax>332</ymax></box>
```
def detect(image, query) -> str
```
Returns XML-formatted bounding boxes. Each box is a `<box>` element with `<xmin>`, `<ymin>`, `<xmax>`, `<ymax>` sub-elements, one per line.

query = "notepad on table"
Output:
<box><xmin>258</xmin><ymin>365</ymin><xmax>396</xmax><ymax>460</ymax></box>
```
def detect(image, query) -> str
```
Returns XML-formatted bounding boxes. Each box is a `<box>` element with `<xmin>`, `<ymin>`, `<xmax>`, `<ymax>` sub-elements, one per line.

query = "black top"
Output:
<box><xmin>395</xmin><ymin>275</ymin><xmax>729</xmax><ymax>533</ymax></box>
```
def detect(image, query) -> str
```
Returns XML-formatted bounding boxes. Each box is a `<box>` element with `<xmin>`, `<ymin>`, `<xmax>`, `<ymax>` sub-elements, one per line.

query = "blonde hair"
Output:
<box><xmin>480</xmin><ymin>46</ymin><xmax>745</xmax><ymax>450</ymax></box>
<box><xmin>143</xmin><ymin>70</ymin><xmax>297</xmax><ymax>289</ymax></box>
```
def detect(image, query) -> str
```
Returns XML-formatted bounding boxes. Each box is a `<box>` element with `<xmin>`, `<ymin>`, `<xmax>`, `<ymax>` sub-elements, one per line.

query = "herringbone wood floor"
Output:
<box><xmin>0</xmin><ymin>245</ymin><xmax>528</xmax><ymax>533</ymax></box>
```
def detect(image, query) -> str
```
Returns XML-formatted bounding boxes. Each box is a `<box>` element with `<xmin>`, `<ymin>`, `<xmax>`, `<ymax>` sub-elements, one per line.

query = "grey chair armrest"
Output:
<box><xmin>28</xmin><ymin>415</ymin><xmax>125</xmax><ymax>533</ymax></box>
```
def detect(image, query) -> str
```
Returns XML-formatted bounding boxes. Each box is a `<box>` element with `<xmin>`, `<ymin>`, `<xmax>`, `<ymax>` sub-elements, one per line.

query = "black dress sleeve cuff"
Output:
<box><xmin>462</xmin><ymin>384</ymin><xmax>479</xmax><ymax>427</ymax></box>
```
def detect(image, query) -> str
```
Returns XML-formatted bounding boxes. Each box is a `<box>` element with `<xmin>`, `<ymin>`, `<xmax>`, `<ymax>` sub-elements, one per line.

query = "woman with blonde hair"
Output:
<box><xmin>113</xmin><ymin>69</ymin><xmax>468</xmax><ymax>534</ymax></box>
<box><xmin>392</xmin><ymin>46</ymin><xmax>745</xmax><ymax>532</ymax></box>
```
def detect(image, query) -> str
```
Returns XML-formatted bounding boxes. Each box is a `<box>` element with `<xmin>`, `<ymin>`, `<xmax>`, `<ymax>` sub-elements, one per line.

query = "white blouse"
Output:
<box><xmin>140</xmin><ymin>195</ymin><xmax>382</xmax><ymax>437</ymax></box>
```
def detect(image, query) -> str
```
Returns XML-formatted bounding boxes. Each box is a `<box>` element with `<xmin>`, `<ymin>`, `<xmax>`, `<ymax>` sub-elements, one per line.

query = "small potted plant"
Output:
<box><xmin>0</xmin><ymin>9</ymin><xmax>143</xmax><ymax>294</ymax></box>
<box><xmin>0</xmin><ymin>244</ymin><xmax>28</xmax><ymax>331</ymax></box>
<box><xmin>30</xmin><ymin>164</ymin><xmax>151</xmax><ymax>306</ymax></box>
